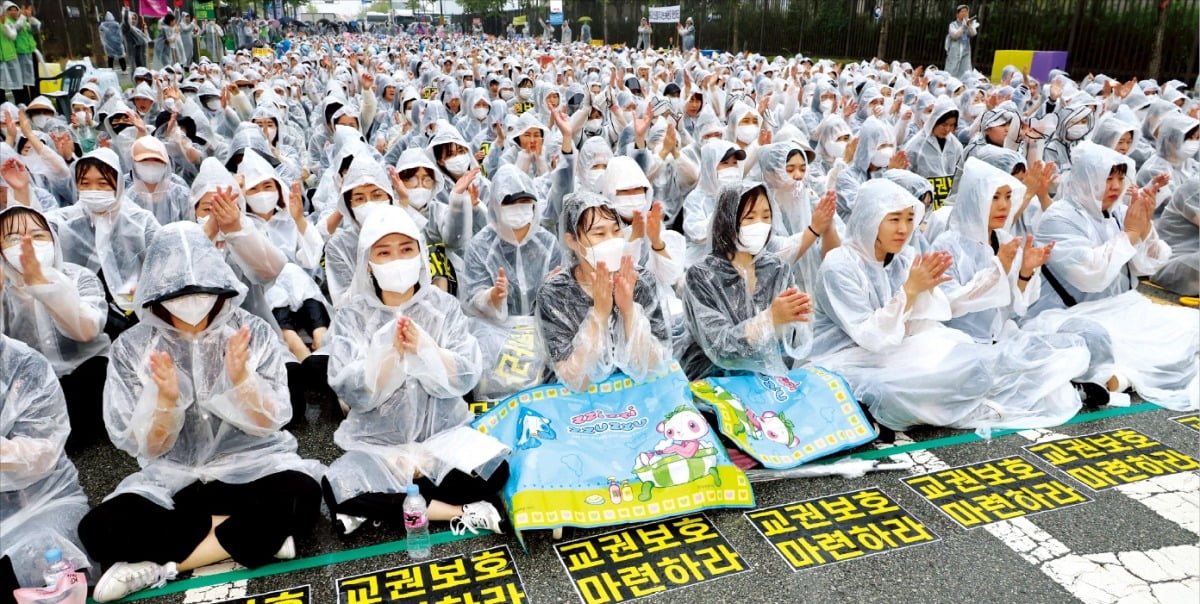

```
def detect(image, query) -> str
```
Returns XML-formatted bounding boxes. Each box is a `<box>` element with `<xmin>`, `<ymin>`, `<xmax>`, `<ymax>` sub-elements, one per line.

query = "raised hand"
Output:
<box><xmin>490</xmin><ymin>267</ymin><xmax>509</xmax><ymax>308</ymax></box>
<box><xmin>212</xmin><ymin>186</ymin><xmax>242</xmax><ymax>234</ymax></box>
<box><xmin>225</xmin><ymin>326</ymin><xmax>251</xmax><ymax>386</ymax></box>
<box><xmin>613</xmin><ymin>255</ymin><xmax>638</xmax><ymax>316</ymax></box>
<box><xmin>148</xmin><ymin>351</ymin><xmax>180</xmax><ymax>405</ymax></box>
<box><xmin>288</xmin><ymin>181</ymin><xmax>305</xmax><ymax>223</ymax></box>
<box><xmin>997</xmin><ymin>236</ymin><xmax>1022</xmax><ymax>274</ymax></box>
<box><xmin>904</xmin><ymin>251</ymin><xmax>954</xmax><ymax>298</ymax></box>
<box><xmin>387</xmin><ymin>166</ymin><xmax>410</xmax><ymax>206</ymax></box>
<box><xmin>1020</xmin><ymin>236</ymin><xmax>1054</xmax><ymax>274</ymax></box>
<box><xmin>646</xmin><ymin>202</ymin><xmax>665</xmax><ymax>249</ymax></box>
<box><xmin>393</xmin><ymin>317</ymin><xmax>419</xmax><ymax>356</ymax></box>
<box><xmin>812</xmin><ymin>191</ymin><xmax>836</xmax><ymax>235</ymax></box>
<box><xmin>888</xmin><ymin>150</ymin><xmax>910</xmax><ymax>170</ymax></box>
<box><xmin>0</xmin><ymin>158</ymin><xmax>28</xmax><ymax>191</ymax></box>
<box><xmin>452</xmin><ymin>165</ymin><xmax>479</xmax><ymax>195</ymax></box>
<box><xmin>592</xmin><ymin>263</ymin><xmax>614</xmax><ymax>318</ymax></box>
<box><xmin>771</xmin><ymin>287</ymin><xmax>813</xmax><ymax>325</ymax></box>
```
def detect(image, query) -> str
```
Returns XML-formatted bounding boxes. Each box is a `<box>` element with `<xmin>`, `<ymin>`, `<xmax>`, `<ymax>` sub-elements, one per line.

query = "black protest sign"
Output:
<box><xmin>745</xmin><ymin>487</ymin><xmax>939</xmax><ymax>572</ymax></box>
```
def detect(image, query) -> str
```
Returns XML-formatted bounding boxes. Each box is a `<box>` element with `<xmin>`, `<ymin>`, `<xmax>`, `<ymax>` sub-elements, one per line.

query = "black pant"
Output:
<box><xmin>272</xmin><ymin>299</ymin><xmax>330</xmax><ymax>333</ymax></box>
<box><xmin>0</xmin><ymin>556</ymin><xmax>17</xmax><ymax>604</ymax></box>
<box><xmin>60</xmin><ymin>355</ymin><xmax>109</xmax><ymax>454</ymax></box>
<box><xmin>78</xmin><ymin>470</ymin><xmax>321</xmax><ymax>569</ymax></box>
<box><xmin>322</xmin><ymin>462</ymin><xmax>510</xmax><ymax>523</ymax></box>
<box><xmin>108</xmin><ymin>56</ymin><xmax>128</xmax><ymax>71</ymax></box>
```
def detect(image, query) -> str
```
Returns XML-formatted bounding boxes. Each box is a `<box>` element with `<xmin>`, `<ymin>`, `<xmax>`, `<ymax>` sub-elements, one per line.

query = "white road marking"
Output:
<box><xmin>181</xmin><ymin>560</ymin><xmax>248</xmax><ymax>604</ymax></box>
<box><xmin>878</xmin><ymin>430</ymin><xmax>1200</xmax><ymax>603</ymax></box>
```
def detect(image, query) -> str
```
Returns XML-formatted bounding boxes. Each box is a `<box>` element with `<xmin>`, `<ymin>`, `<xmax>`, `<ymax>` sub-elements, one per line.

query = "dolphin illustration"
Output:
<box><xmin>516</xmin><ymin>408</ymin><xmax>557</xmax><ymax>449</ymax></box>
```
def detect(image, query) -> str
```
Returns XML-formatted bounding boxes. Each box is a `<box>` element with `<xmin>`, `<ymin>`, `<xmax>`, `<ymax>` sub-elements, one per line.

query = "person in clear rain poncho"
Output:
<box><xmin>1</xmin><ymin>206</ymin><xmax>111</xmax><ymax>452</ymax></box>
<box><xmin>0</xmin><ymin>264</ymin><xmax>94</xmax><ymax>594</ymax></box>
<box><xmin>127</xmin><ymin>135</ymin><xmax>194</xmax><ymax>225</ymax></box>
<box><xmin>190</xmin><ymin>157</ymin><xmax>286</xmax><ymax>331</ymax></box>
<box><xmin>47</xmin><ymin>148</ymin><xmax>160</xmax><ymax>341</ymax></box>
<box><xmin>536</xmin><ymin>191</ymin><xmax>671</xmax><ymax>392</ymax></box>
<box><xmin>325</xmin><ymin>153</ymin><xmax>399</xmax><ymax>306</ymax></box>
<box><xmin>810</xmin><ymin>178</ymin><xmax>1094</xmax><ymax>432</ymax></box>
<box><xmin>834</xmin><ymin>116</ymin><xmax>908</xmax><ymax>220</ymax></box>
<box><xmin>904</xmin><ymin>97</ymin><xmax>963</xmax><ymax>181</ymax></box>
<box><xmin>1136</xmin><ymin>113</ymin><xmax>1198</xmax><ymax>212</ymax></box>
<box><xmin>757</xmin><ymin>141</ymin><xmax>842</xmax><ymax>293</ymax></box>
<box><xmin>99</xmin><ymin>11</ymin><xmax>127</xmax><ymax>71</ymax></box>
<box><xmin>681</xmin><ymin>182</ymin><xmax>814</xmax><ymax>380</ymax></box>
<box><xmin>1150</xmin><ymin>178</ymin><xmax>1198</xmax><ymax>296</ymax></box>
<box><xmin>322</xmin><ymin>205</ymin><xmax>510</xmax><ymax>538</ymax></box>
<box><xmin>77</xmin><ymin>223</ymin><xmax>324</xmax><ymax>603</ymax></box>
<box><xmin>684</xmin><ymin>140</ymin><xmax>745</xmax><ymax>265</ymax></box>
<box><xmin>932</xmin><ymin>158</ymin><xmax>1120</xmax><ymax>406</ymax></box>
<box><xmin>1025</xmin><ymin>142</ymin><xmax>1198</xmax><ymax>410</ymax></box>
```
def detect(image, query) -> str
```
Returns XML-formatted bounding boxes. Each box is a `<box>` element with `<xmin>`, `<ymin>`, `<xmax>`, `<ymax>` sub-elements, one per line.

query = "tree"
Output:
<box><xmin>877</xmin><ymin>0</ymin><xmax>892</xmax><ymax>59</ymax></box>
<box><xmin>459</xmin><ymin>0</ymin><xmax>507</xmax><ymax>16</ymax></box>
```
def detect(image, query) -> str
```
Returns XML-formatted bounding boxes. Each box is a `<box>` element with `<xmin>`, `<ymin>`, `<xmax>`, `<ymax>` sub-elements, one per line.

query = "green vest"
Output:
<box><xmin>14</xmin><ymin>20</ymin><xmax>33</xmax><ymax>55</ymax></box>
<box><xmin>0</xmin><ymin>21</ymin><xmax>15</xmax><ymax>62</ymax></box>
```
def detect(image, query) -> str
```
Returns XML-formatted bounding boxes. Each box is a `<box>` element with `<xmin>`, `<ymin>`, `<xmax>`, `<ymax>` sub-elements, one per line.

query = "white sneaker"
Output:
<box><xmin>274</xmin><ymin>536</ymin><xmax>295</xmax><ymax>560</ymax></box>
<box><xmin>451</xmin><ymin>501</ymin><xmax>503</xmax><ymax>535</ymax></box>
<box><xmin>92</xmin><ymin>561</ymin><xmax>178</xmax><ymax>602</ymax></box>
<box><xmin>336</xmin><ymin>513</ymin><xmax>367</xmax><ymax>536</ymax></box>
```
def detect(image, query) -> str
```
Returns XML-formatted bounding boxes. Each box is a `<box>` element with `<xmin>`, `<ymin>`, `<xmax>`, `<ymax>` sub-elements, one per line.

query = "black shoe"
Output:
<box><xmin>862</xmin><ymin>408</ymin><xmax>896</xmax><ymax>444</ymax></box>
<box><xmin>1073</xmin><ymin>382</ymin><xmax>1110</xmax><ymax>408</ymax></box>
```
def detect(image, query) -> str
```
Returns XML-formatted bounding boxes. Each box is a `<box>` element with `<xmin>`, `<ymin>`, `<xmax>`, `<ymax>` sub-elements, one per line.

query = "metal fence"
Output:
<box><xmin>480</xmin><ymin>0</ymin><xmax>1198</xmax><ymax>83</ymax></box>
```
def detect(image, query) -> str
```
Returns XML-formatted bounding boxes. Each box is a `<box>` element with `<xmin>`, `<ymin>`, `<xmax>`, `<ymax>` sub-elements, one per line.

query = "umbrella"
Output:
<box><xmin>577</xmin><ymin>16</ymin><xmax>593</xmax><ymax>22</ymax></box>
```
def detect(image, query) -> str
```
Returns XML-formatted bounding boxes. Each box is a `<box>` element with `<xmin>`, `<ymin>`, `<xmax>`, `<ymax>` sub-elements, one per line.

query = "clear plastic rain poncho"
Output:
<box><xmin>0</xmin><ymin>335</ymin><xmax>93</xmax><ymax>586</ymax></box>
<box><xmin>681</xmin><ymin>182</ymin><xmax>813</xmax><ymax>380</ymax></box>
<box><xmin>126</xmin><ymin>138</ymin><xmax>195</xmax><ymax>226</ymax></box>
<box><xmin>810</xmin><ymin>179</ymin><xmax>1089</xmax><ymax>431</ymax></box>
<box><xmin>47</xmin><ymin>148</ymin><xmax>160</xmax><ymax>313</ymax></box>
<box><xmin>642</xmin><ymin>117</ymin><xmax>700</xmax><ymax>225</ymax></box>
<box><xmin>325</xmin><ymin>153</ymin><xmax>398</xmax><ymax>306</ymax></box>
<box><xmin>323</xmin><ymin>205</ymin><xmax>508</xmax><ymax>504</ymax></box>
<box><xmin>462</xmin><ymin>164</ymin><xmax>562</xmax><ymax>322</ymax></box>
<box><xmin>535</xmin><ymin>191</ymin><xmax>670</xmax><ymax>392</ymax></box>
<box><xmin>1025</xmin><ymin>142</ymin><xmax>1198</xmax><ymax>410</ymax></box>
<box><xmin>102</xmin><ymin>222</ymin><xmax>324</xmax><ymax>508</ymax></box>
<box><xmin>904</xmin><ymin>97</ymin><xmax>963</xmax><ymax>180</ymax></box>
<box><xmin>237</xmin><ymin>149</ymin><xmax>327</xmax><ymax>318</ymax></box>
<box><xmin>683</xmin><ymin>140</ymin><xmax>743</xmax><ymax>265</ymax></box>
<box><xmin>428</xmin><ymin>124</ymin><xmax>494</xmax><ymax>212</ymax></box>
<box><xmin>757</xmin><ymin>142</ymin><xmax>838</xmax><ymax>292</ymax></box>
<box><xmin>1136</xmin><ymin>113</ymin><xmax>1199</xmax><ymax>209</ymax></box>
<box><xmin>967</xmin><ymin>144</ymin><xmax>1044</xmax><ymax>238</ymax></box>
<box><xmin>0</xmin><ymin>207</ymin><xmax>109</xmax><ymax>376</ymax></box>
<box><xmin>190</xmin><ymin>157</ymin><xmax>287</xmax><ymax>329</ymax></box>
<box><xmin>1151</xmin><ymin>178</ymin><xmax>1199</xmax><ymax>295</ymax></box>
<box><xmin>834</xmin><ymin>116</ymin><xmax>892</xmax><ymax>219</ymax></box>
<box><xmin>99</xmin><ymin>11</ymin><xmax>124</xmax><ymax>58</ymax></box>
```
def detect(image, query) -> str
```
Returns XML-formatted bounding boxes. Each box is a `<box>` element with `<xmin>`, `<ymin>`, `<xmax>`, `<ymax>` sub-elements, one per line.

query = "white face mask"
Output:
<box><xmin>245</xmin><ymin>191</ymin><xmax>278</xmax><ymax>214</ymax></box>
<box><xmin>819</xmin><ymin>99</ymin><xmax>834</xmax><ymax>113</ymax></box>
<box><xmin>735</xmin><ymin>124</ymin><xmax>759</xmax><ymax>144</ymax></box>
<box><xmin>197</xmin><ymin>214</ymin><xmax>212</xmax><ymax>228</ymax></box>
<box><xmin>499</xmin><ymin>202</ymin><xmax>535</xmax><ymax>230</ymax></box>
<box><xmin>824</xmin><ymin>139</ymin><xmax>847</xmax><ymax>159</ymax></box>
<box><xmin>612</xmin><ymin>193</ymin><xmax>646</xmax><ymax>220</ymax></box>
<box><xmin>370</xmin><ymin>256</ymin><xmax>423</xmax><ymax>294</ymax></box>
<box><xmin>205</xmin><ymin>98</ymin><xmax>222</xmax><ymax>111</ymax></box>
<box><xmin>162</xmin><ymin>293</ymin><xmax>218</xmax><ymax>326</ymax></box>
<box><xmin>736</xmin><ymin>222</ymin><xmax>772</xmax><ymax>255</ymax></box>
<box><xmin>263</xmin><ymin>125</ymin><xmax>277</xmax><ymax>143</ymax></box>
<box><xmin>135</xmin><ymin>161</ymin><xmax>168</xmax><ymax>184</ymax></box>
<box><xmin>871</xmin><ymin>147</ymin><xmax>895</xmax><ymax>167</ymax></box>
<box><xmin>3</xmin><ymin>240</ymin><xmax>55</xmax><ymax>273</ymax></box>
<box><xmin>500</xmin><ymin>89</ymin><xmax>514</xmax><ymax>101</ymax></box>
<box><xmin>717</xmin><ymin>167</ymin><xmax>741</xmax><ymax>188</ymax></box>
<box><xmin>30</xmin><ymin>115</ymin><xmax>50</xmax><ymax>130</ymax></box>
<box><xmin>585</xmin><ymin>236</ymin><xmax>626</xmax><ymax>272</ymax></box>
<box><xmin>968</xmin><ymin>102</ymin><xmax>986</xmax><ymax>116</ymax></box>
<box><xmin>1066</xmin><ymin>123</ymin><xmax>1089</xmax><ymax>140</ymax></box>
<box><xmin>444</xmin><ymin>153</ymin><xmax>471</xmax><ymax>176</ymax></box>
<box><xmin>1182</xmin><ymin>140</ymin><xmax>1200</xmax><ymax>157</ymax></box>
<box><xmin>586</xmin><ymin>168</ymin><xmax>606</xmax><ymax>191</ymax></box>
<box><xmin>518</xmin><ymin>87</ymin><xmax>533</xmax><ymax>101</ymax></box>
<box><xmin>585</xmin><ymin>118</ymin><xmax>602</xmax><ymax>133</ymax></box>
<box><xmin>407</xmin><ymin>187</ymin><xmax>433</xmax><ymax>210</ymax></box>
<box><xmin>472</xmin><ymin>105</ymin><xmax>490</xmax><ymax>120</ymax></box>
<box><xmin>77</xmin><ymin>190</ymin><xmax>119</xmax><ymax>214</ymax></box>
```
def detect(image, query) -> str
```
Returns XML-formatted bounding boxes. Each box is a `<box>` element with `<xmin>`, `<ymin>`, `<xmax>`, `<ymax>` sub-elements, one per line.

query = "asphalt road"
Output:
<box><xmin>70</xmin><ymin>395</ymin><xmax>1199</xmax><ymax>604</ymax></box>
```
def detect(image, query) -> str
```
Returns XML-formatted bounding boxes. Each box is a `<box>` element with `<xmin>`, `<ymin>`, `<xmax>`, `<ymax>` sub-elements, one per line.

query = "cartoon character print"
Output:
<box><xmin>636</xmin><ymin>406</ymin><xmax>714</xmax><ymax>467</ymax></box>
<box><xmin>758</xmin><ymin>411</ymin><xmax>801</xmax><ymax>448</ymax></box>
<box><xmin>516</xmin><ymin>407</ymin><xmax>556</xmax><ymax>449</ymax></box>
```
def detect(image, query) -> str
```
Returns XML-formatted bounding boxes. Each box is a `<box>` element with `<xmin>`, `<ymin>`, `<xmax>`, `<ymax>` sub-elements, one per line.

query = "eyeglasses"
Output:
<box><xmin>404</xmin><ymin>176</ymin><xmax>436</xmax><ymax>188</ymax></box>
<box><xmin>2</xmin><ymin>229</ymin><xmax>53</xmax><ymax>247</ymax></box>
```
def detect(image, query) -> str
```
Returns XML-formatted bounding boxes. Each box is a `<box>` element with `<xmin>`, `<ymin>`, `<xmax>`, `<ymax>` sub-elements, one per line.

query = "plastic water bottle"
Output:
<box><xmin>403</xmin><ymin>485</ymin><xmax>431</xmax><ymax>559</ymax></box>
<box><xmin>40</xmin><ymin>549</ymin><xmax>73</xmax><ymax>588</ymax></box>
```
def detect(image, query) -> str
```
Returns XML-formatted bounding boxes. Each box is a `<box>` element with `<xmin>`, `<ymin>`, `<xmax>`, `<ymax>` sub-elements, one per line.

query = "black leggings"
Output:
<box><xmin>322</xmin><ymin>462</ymin><xmax>510</xmax><ymax>523</ymax></box>
<box><xmin>60</xmin><ymin>355</ymin><xmax>109</xmax><ymax>453</ymax></box>
<box><xmin>0</xmin><ymin>556</ymin><xmax>16</xmax><ymax>604</ymax></box>
<box><xmin>107</xmin><ymin>56</ymin><xmax>128</xmax><ymax>71</ymax></box>
<box><xmin>78</xmin><ymin>471</ymin><xmax>321</xmax><ymax>569</ymax></box>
